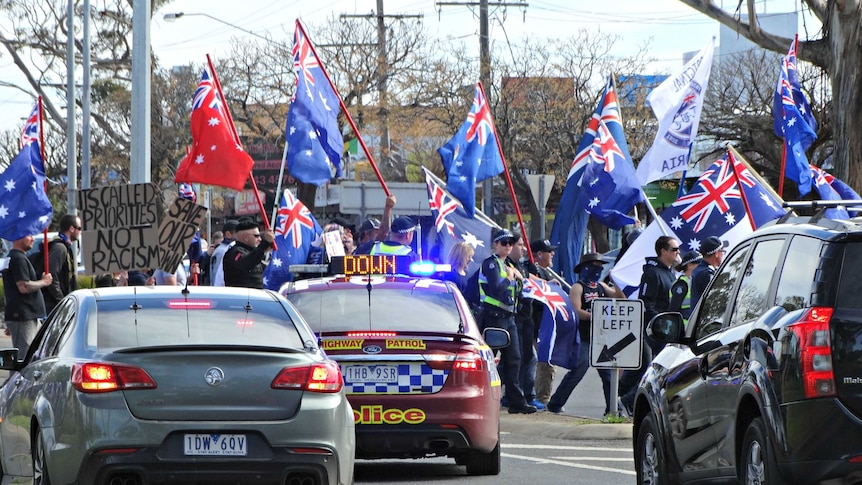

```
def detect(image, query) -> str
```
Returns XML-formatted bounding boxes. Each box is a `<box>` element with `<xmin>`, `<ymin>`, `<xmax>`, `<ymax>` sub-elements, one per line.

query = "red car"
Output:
<box><xmin>281</xmin><ymin>264</ymin><xmax>509</xmax><ymax>476</ymax></box>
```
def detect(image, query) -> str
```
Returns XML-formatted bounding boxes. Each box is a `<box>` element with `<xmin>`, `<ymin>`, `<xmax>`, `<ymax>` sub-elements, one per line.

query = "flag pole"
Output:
<box><xmin>727</xmin><ymin>145</ymin><xmax>786</xmax><ymax>206</ymax></box>
<box><xmin>778</xmin><ymin>143</ymin><xmax>787</xmax><ymax>197</ymax></box>
<box><xmin>727</xmin><ymin>149</ymin><xmax>757</xmax><ymax>231</ymax></box>
<box><xmin>479</xmin><ymin>81</ymin><xmax>534</xmax><ymax>264</ymax></box>
<box><xmin>36</xmin><ymin>96</ymin><xmax>50</xmax><ymax>273</ymax></box>
<box><xmin>271</xmin><ymin>144</ymin><xmax>290</xmax><ymax>226</ymax></box>
<box><xmin>295</xmin><ymin>20</ymin><xmax>390</xmax><ymax>197</ymax></box>
<box><xmin>205</xmin><ymin>55</ymin><xmax>271</xmax><ymax>232</ymax></box>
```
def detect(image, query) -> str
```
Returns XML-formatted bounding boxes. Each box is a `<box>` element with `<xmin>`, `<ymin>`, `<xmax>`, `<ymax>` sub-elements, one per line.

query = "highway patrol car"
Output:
<box><xmin>281</xmin><ymin>255</ymin><xmax>509</xmax><ymax>476</ymax></box>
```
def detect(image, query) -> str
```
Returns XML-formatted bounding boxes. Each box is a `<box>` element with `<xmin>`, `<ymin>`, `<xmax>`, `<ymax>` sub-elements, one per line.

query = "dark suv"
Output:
<box><xmin>633</xmin><ymin>214</ymin><xmax>862</xmax><ymax>484</ymax></box>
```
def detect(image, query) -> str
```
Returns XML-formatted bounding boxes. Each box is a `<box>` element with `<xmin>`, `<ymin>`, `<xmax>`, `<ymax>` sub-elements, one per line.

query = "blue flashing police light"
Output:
<box><xmin>325</xmin><ymin>255</ymin><xmax>451</xmax><ymax>277</ymax></box>
<box><xmin>410</xmin><ymin>261</ymin><xmax>452</xmax><ymax>276</ymax></box>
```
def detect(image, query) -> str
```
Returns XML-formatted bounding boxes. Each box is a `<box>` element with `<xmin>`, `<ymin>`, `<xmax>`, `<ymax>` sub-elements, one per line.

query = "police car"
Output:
<box><xmin>280</xmin><ymin>255</ymin><xmax>509</xmax><ymax>476</ymax></box>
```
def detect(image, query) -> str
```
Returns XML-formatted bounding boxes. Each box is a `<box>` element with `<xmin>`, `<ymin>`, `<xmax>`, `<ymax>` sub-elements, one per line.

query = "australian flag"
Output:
<box><xmin>0</xmin><ymin>142</ymin><xmax>53</xmax><ymax>241</ymax></box>
<box><xmin>20</xmin><ymin>101</ymin><xmax>40</xmax><ymax>148</ymax></box>
<box><xmin>611</xmin><ymin>150</ymin><xmax>786</xmax><ymax>297</ymax></box>
<box><xmin>550</xmin><ymin>74</ymin><xmax>630</xmax><ymax>284</ymax></box>
<box><xmin>263</xmin><ymin>189</ymin><xmax>322</xmax><ymax>291</ymax></box>
<box><xmin>772</xmin><ymin>35</ymin><xmax>817</xmax><ymax>196</ymax></box>
<box><xmin>522</xmin><ymin>278</ymin><xmax>579</xmax><ymax>369</ymax></box>
<box><xmin>581</xmin><ymin>119</ymin><xmax>644</xmax><ymax>228</ymax></box>
<box><xmin>424</xmin><ymin>168</ymin><xmax>496</xmax><ymax>275</ymax></box>
<box><xmin>438</xmin><ymin>82</ymin><xmax>504</xmax><ymax>217</ymax></box>
<box><xmin>286</xmin><ymin>20</ymin><xmax>343</xmax><ymax>186</ymax></box>
<box><xmin>810</xmin><ymin>165</ymin><xmax>862</xmax><ymax>219</ymax></box>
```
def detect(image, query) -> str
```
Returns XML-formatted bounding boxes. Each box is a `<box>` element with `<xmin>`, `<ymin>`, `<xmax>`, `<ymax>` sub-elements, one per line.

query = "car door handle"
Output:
<box><xmin>14</xmin><ymin>377</ymin><xmax>22</xmax><ymax>386</ymax></box>
<box><xmin>32</xmin><ymin>371</ymin><xmax>42</xmax><ymax>380</ymax></box>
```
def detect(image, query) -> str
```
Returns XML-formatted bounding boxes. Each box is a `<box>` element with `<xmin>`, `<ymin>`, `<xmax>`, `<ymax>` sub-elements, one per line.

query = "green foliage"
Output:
<box><xmin>77</xmin><ymin>275</ymin><xmax>95</xmax><ymax>289</ymax></box>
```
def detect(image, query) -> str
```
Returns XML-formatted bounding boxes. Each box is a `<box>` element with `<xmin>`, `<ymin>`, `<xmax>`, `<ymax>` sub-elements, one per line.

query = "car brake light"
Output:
<box><xmin>272</xmin><ymin>362</ymin><xmax>343</xmax><ymax>393</ymax></box>
<box><xmin>346</xmin><ymin>331</ymin><xmax>396</xmax><ymax>338</ymax></box>
<box><xmin>789</xmin><ymin>307</ymin><xmax>835</xmax><ymax>399</ymax></box>
<box><xmin>71</xmin><ymin>363</ymin><xmax>157</xmax><ymax>393</ymax></box>
<box><xmin>167</xmin><ymin>300</ymin><xmax>213</xmax><ymax>309</ymax></box>
<box><xmin>452</xmin><ymin>347</ymin><xmax>486</xmax><ymax>372</ymax></box>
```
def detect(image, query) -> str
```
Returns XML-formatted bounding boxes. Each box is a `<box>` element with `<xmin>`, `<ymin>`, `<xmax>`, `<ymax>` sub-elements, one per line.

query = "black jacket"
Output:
<box><xmin>43</xmin><ymin>238</ymin><xmax>77</xmax><ymax>313</ymax></box>
<box><xmin>223</xmin><ymin>239</ymin><xmax>272</xmax><ymax>289</ymax></box>
<box><xmin>639</xmin><ymin>257</ymin><xmax>675</xmax><ymax>322</ymax></box>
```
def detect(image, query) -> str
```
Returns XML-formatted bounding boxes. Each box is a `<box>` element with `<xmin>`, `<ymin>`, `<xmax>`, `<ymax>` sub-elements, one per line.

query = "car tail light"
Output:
<box><xmin>346</xmin><ymin>331</ymin><xmax>396</xmax><ymax>338</ymax></box>
<box><xmin>788</xmin><ymin>307</ymin><xmax>835</xmax><ymax>399</ymax></box>
<box><xmin>167</xmin><ymin>300</ymin><xmax>213</xmax><ymax>309</ymax></box>
<box><xmin>452</xmin><ymin>347</ymin><xmax>486</xmax><ymax>372</ymax></box>
<box><xmin>272</xmin><ymin>361</ymin><xmax>343</xmax><ymax>393</ymax></box>
<box><xmin>71</xmin><ymin>363</ymin><xmax>157</xmax><ymax>393</ymax></box>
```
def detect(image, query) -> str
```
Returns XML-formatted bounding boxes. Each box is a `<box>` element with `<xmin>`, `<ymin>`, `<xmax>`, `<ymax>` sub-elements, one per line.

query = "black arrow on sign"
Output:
<box><xmin>597</xmin><ymin>332</ymin><xmax>637</xmax><ymax>363</ymax></box>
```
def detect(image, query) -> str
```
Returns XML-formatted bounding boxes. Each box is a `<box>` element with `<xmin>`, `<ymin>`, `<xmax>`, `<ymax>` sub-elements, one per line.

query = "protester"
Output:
<box><xmin>368</xmin><ymin>216</ymin><xmax>419</xmax><ymax>260</ymax></box>
<box><xmin>40</xmin><ymin>214</ymin><xmax>81</xmax><ymax>313</ymax></box>
<box><xmin>529</xmin><ymin>238</ymin><xmax>563</xmax><ymax>407</ymax></box>
<box><xmin>619</xmin><ymin>235</ymin><xmax>681</xmax><ymax>416</ymax></box>
<box><xmin>223</xmin><ymin>218</ymin><xmax>274</xmax><ymax>289</ymax></box>
<box><xmin>547</xmin><ymin>252</ymin><xmax>623</xmax><ymax>416</ymax></box>
<box><xmin>690</xmin><ymin>236</ymin><xmax>727</xmax><ymax>307</ymax></box>
<box><xmin>478</xmin><ymin>229</ymin><xmax>536</xmax><ymax>414</ymax></box>
<box><xmin>2</xmin><ymin>234</ymin><xmax>52</xmax><ymax>359</ymax></box>
<box><xmin>669</xmin><ymin>250</ymin><xmax>702</xmax><ymax>322</ymax></box>
<box><xmin>329</xmin><ymin>217</ymin><xmax>356</xmax><ymax>255</ymax></box>
<box><xmin>198</xmin><ymin>231</ymin><xmax>223</xmax><ymax>286</ymax></box>
<box><xmin>443</xmin><ymin>241</ymin><xmax>474</xmax><ymax>295</ymax></box>
<box><xmin>211</xmin><ymin>220</ymin><xmax>238</xmax><ymax>286</ymax></box>
<box><xmin>354</xmin><ymin>195</ymin><xmax>396</xmax><ymax>254</ymax></box>
<box><xmin>507</xmin><ymin>234</ymin><xmax>542</xmax><ymax>410</ymax></box>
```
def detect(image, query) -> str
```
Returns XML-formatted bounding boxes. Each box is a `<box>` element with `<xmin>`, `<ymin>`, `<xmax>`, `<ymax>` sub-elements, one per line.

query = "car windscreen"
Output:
<box><xmin>92</xmin><ymin>298</ymin><xmax>306</xmax><ymax>351</ymax></box>
<box><xmin>286</xmin><ymin>287</ymin><xmax>462</xmax><ymax>333</ymax></box>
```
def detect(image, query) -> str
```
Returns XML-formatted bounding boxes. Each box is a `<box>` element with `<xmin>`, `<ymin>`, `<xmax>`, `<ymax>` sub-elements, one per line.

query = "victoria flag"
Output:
<box><xmin>438</xmin><ymin>82</ymin><xmax>504</xmax><ymax>217</ymax></box>
<box><xmin>263</xmin><ymin>189</ymin><xmax>322</xmax><ymax>291</ymax></box>
<box><xmin>0</xmin><ymin>142</ymin><xmax>53</xmax><ymax>241</ymax></box>
<box><xmin>637</xmin><ymin>38</ymin><xmax>714</xmax><ymax>185</ymax></box>
<box><xmin>550</xmin><ymin>74</ymin><xmax>630</xmax><ymax>284</ymax></box>
<box><xmin>612</xmin><ymin>149</ymin><xmax>785</xmax><ymax>296</ymax></box>
<box><xmin>581</xmin><ymin>119</ymin><xmax>644</xmax><ymax>228</ymax></box>
<box><xmin>522</xmin><ymin>278</ymin><xmax>580</xmax><ymax>369</ymax></box>
<box><xmin>773</xmin><ymin>35</ymin><xmax>817</xmax><ymax>196</ymax></box>
<box><xmin>286</xmin><ymin>20</ymin><xmax>343</xmax><ymax>186</ymax></box>
<box><xmin>424</xmin><ymin>168</ymin><xmax>496</xmax><ymax>275</ymax></box>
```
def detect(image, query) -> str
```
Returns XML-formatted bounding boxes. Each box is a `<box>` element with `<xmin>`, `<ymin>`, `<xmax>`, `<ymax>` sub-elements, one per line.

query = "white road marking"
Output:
<box><xmin>504</xmin><ymin>444</ymin><xmax>631</xmax><ymax>453</ymax></box>
<box><xmin>502</xmin><ymin>452</ymin><xmax>636</xmax><ymax>475</ymax></box>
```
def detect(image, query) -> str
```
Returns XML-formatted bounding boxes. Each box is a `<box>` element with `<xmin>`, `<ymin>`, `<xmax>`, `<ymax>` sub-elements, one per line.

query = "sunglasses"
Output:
<box><xmin>499</xmin><ymin>240</ymin><xmax>514</xmax><ymax>247</ymax></box>
<box><xmin>667</xmin><ymin>246</ymin><xmax>681</xmax><ymax>252</ymax></box>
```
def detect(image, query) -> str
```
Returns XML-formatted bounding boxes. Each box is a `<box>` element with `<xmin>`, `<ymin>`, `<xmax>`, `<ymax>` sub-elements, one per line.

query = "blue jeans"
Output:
<box><xmin>547</xmin><ymin>345</ymin><xmax>615</xmax><ymax>414</ymax></box>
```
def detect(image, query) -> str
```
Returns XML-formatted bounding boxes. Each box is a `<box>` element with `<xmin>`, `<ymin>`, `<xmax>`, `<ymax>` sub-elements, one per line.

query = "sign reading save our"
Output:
<box><xmin>78</xmin><ymin>183</ymin><xmax>207</xmax><ymax>274</ymax></box>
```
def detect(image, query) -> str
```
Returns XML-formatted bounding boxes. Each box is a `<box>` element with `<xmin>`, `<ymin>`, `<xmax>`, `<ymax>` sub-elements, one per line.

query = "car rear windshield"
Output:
<box><xmin>92</xmin><ymin>298</ymin><xmax>306</xmax><ymax>351</ymax></box>
<box><xmin>286</xmin><ymin>288</ymin><xmax>462</xmax><ymax>333</ymax></box>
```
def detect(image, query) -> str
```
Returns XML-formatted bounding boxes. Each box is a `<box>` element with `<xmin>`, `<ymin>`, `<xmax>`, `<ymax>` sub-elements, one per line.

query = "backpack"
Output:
<box><xmin>29</xmin><ymin>239</ymin><xmax>63</xmax><ymax>275</ymax></box>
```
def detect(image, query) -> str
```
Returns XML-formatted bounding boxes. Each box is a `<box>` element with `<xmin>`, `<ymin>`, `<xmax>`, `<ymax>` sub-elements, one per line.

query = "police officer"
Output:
<box><xmin>669</xmin><ymin>250</ymin><xmax>702</xmax><ymax>322</ymax></box>
<box><xmin>690</xmin><ymin>236</ymin><xmax>727</xmax><ymax>307</ymax></box>
<box><xmin>223</xmin><ymin>218</ymin><xmax>274</xmax><ymax>289</ymax></box>
<box><xmin>479</xmin><ymin>229</ymin><xmax>536</xmax><ymax>414</ymax></box>
<box><xmin>368</xmin><ymin>216</ymin><xmax>419</xmax><ymax>260</ymax></box>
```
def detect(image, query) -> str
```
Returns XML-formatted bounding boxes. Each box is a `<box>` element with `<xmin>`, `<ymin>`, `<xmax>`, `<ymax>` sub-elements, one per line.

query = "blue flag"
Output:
<box><xmin>286</xmin><ymin>21</ymin><xmax>343</xmax><ymax>186</ymax></box>
<box><xmin>263</xmin><ymin>189</ymin><xmax>322</xmax><ymax>291</ymax></box>
<box><xmin>550</xmin><ymin>75</ymin><xmax>629</xmax><ymax>284</ymax></box>
<box><xmin>0</xmin><ymin>142</ymin><xmax>53</xmax><ymax>241</ymax></box>
<box><xmin>772</xmin><ymin>37</ymin><xmax>817</xmax><ymax>196</ymax></box>
<box><xmin>438</xmin><ymin>83</ymin><xmax>504</xmax><ymax>217</ymax></box>
<box><xmin>523</xmin><ymin>279</ymin><xmax>579</xmax><ymax>369</ymax></box>
<box><xmin>580</xmin><ymin>119</ymin><xmax>644</xmax><ymax>228</ymax></box>
<box><xmin>424</xmin><ymin>168</ymin><xmax>497</xmax><ymax>275</ymax></box>
<box><xmin>811</xmin><ymin>166</ymin><xmax>850</xmax><ymax>219</ymax></box>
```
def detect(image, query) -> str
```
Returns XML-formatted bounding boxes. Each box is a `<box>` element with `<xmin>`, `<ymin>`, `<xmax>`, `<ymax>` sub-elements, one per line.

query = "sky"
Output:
<box><xmin>0</xmin><ymin>0</ymin><xmax>808</xmax><ymax>134</ymax></box>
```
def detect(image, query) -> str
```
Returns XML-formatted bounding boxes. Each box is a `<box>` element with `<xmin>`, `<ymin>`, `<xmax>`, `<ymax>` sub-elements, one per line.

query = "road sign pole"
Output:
<box><xmin>611</xmin><ymin>370</ymin><xmax>620</xmax><ymax>418</ymax></box>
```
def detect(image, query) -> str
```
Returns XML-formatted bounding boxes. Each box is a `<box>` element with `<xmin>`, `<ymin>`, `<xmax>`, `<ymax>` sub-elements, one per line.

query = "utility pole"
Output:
<box><xmin>66</xmin><ymin>0</ymin><xmax>77</xmax><ymax>214</ymax></box>
<box><xmin>341</xmin><ymin>4</ymin><xmax>422</xmax><ymax>170</ymax></box>
<box><xmin>435</xmin><ymin>0</ymin><xmax>527</xmax><ymax>218</ymax></box>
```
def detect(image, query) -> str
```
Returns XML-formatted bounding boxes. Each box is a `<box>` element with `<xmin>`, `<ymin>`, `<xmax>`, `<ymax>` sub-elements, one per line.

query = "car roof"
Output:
<box><xmin>752</xmin><ymin>215</ymin><xmax>862</xmax><ymax>242</ymax></box>
<box><xmin>76</xmin><ymin>285</ymin><xmax>283</xmax><ymax>302</ymax></box>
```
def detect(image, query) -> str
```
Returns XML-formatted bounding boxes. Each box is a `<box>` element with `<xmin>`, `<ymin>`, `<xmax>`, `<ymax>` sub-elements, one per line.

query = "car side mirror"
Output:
<box><xmin>647</xmin><ymin>312</ymin><xmax>685</xmax><ymax>343</ymax></box>
<box><xmin>482</xmin><ymin>327</ymin><xmax>511</xmax><ymax>350</ymax></box>
<box><xmin>0</xmin><ymin>349</ymin><xmax>19</xmax><ymax>369</ymax></box>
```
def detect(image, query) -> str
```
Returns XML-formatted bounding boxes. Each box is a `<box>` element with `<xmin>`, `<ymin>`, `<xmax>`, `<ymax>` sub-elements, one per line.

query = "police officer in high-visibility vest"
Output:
<box><xmin>479</xmin><ymin>229</ymin><xmax>537</xmax><ymax>414</ymax></box>
<box><xmin>669</xmin><ymin>250</ymin><xmax>702</xmax><ymax>322</ymax></box>
<box><xmin>368</xmin><ymin>216</ymin><xmax>419</xmax><ymax>261</ymax></box>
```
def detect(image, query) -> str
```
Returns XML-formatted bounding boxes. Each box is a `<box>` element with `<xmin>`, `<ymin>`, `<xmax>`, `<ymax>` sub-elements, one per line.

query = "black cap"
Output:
<box><xmin>701</xmin><ymin>236</ymin><xmax>728</xmax><ymax>256</ymax></box>
<box><xmin>357</xmin><ymin>218</ymin><xmax>380</xmax><ymax>234</ymax></box>
<box><xmin>574</xmin><ymin>252</ymin><xmax>608</xmax><ymax>272</ymax></box>
<box><xmin>329</xmin><ymin>217</ymin><xmax>356</xmax><ymax>235</ymax></box>
<box><xmin>235</xmin><ymin>218</ymin><xmax>258</xmax><ymax>232</ymax></box>
<box><xmin>676</xmin><ymin>250</ymin><xmax>702</xmax><ymax>271</ymax></box>
<box><xmin>222</xmin><ymin>219</ymin><xmax>239</xmax><ymax>233</ymax></box>
<box><xmin>492</xmin><ymin>228</ymin><xmax>515</xmax><ymax>243</ymax></box>
<box><xmin>530</xmin><ymin>239</ymin><xmax>558</xmax><ymax>253</ymax></box>
<box><xmin>391</xmin><ymin>216</ymin><xmax>417</xmax><ymax>234</ymax></box>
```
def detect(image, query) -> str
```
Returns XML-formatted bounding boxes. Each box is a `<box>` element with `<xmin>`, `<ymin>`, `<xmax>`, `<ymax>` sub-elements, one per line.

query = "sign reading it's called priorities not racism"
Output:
<box><xmin>77</xmin><ymin>183</ymin><xmax>207</xmax><ymax>274</ymax></box>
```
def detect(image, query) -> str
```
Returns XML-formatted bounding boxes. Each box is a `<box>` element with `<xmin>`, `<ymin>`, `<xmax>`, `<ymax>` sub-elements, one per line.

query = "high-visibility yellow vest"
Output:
<box><xmin>478</xmin><ymin>255</ymin><xmax>515</xmax><ymax>313</ymax></box>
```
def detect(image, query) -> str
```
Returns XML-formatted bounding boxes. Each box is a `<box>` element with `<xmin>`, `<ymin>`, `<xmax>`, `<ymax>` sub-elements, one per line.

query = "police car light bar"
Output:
<box><xmin>288</xmin><ymin>255</ymin><xmax>450</xmax><ymax>277</ymax></box>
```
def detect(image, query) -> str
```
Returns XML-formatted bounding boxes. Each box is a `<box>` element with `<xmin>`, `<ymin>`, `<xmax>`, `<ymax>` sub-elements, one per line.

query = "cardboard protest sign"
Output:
<box><xmin>323</xmin><ymin>231</ymin><xmax>345</xmax><ymax>260</ymax></box>
<box><xmin>157</xmin><ymin>197</ymin><xmax>208</xmax><ymax>272</ymax></box>
<box><xmin>78</xmin><ymin>184</ymin><xmax>161</xmax><ymax>274</ymax></box>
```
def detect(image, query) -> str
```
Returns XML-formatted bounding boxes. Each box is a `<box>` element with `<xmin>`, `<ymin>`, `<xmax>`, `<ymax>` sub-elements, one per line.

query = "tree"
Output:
<box><xmin>677</xmin><ymin>0</ymin><xmax>861</xmax><ymax>190</ymax></box>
